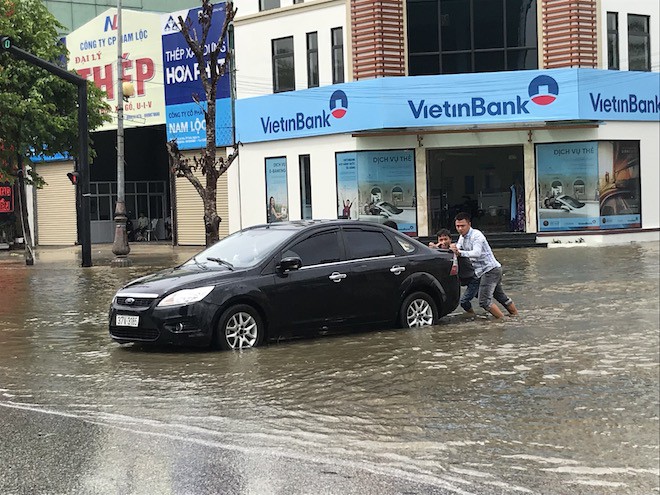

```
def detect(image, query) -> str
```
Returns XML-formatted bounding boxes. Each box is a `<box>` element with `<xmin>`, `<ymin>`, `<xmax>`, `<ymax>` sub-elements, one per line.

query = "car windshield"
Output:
<box><xmin>378</xmin><ymin>201</ymin><xmax>403</xmax><ymax>214</ymax></box>
<box><xmin>561</xmin><ymin>196</ymin><xmax>585</xmax><ymax>208</ymax></box>
<box><xmin>183</xmin><ymin>226</ymin><xmax>297</xmax><ymax>269</ymax></box>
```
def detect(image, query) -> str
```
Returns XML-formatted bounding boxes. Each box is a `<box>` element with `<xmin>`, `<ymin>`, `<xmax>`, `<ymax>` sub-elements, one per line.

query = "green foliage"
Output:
<box><xmin>0</xmin><ymin>0</ymin><xmax>110</xmax><ymax>185</ymax></box>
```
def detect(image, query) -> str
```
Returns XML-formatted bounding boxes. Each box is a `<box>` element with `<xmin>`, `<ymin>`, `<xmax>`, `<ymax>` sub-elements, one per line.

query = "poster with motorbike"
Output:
<box><xmin>265</xmin><ymin>157</ymin><xmax>288</xmax><ymax>223</ymax></box>
<box><xmin>597</xmin><ymin>141</ymin><xmax>641</xmax><ymax>229</ymax></box>
<box><xmin>336</xmin><ymin>150</ymin><xmax>417</xmax><ymax>235</ymax></box>
<box><xmin>536</xmin><ymin>142</ymin><xmax>600</xmax><ymax>232</ymax></box>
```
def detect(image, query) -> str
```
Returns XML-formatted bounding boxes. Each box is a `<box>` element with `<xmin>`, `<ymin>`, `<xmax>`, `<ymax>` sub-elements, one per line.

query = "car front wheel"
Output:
<box><xmin>399</xmin><ymin>291</ymin><xmax>438</xmax><ymax>328</ymax></box>
<box><xmin>215</xmin><ymin>304</ymin><xmax>264</xmax><ymax>350</ymax></box>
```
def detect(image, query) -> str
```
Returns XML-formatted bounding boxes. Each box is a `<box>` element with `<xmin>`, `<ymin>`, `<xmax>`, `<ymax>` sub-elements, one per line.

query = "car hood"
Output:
<box><xmin>118</xmin><ymin>264</ymin><xmax>247</xmax><ymax>296</ymax></box>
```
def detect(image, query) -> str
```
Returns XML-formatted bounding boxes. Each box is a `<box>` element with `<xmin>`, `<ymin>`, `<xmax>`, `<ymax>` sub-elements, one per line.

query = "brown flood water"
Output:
<box><xmin>0</xmin><ymin>242</ymin><xmax>658</xmax><ymax>494</ymax></box>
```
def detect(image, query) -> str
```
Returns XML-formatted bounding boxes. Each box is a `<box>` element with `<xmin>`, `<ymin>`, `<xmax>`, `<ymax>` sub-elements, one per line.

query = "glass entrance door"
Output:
<box><xmin>426</xmin><ymin>146</ymin><xmax>525</xmax><ymax>234</ymax></box>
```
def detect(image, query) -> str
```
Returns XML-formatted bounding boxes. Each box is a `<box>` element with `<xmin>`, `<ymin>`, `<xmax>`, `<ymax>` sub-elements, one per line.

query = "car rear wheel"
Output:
<box><xmin>399</xmin><ymin>291</ymin><xmax>437</xmax><ymax>328</ymax></box>
<box><xmin>215</xmin><ymin>304</ymin><xmax>264</xmax><ymax>350</ymax></box>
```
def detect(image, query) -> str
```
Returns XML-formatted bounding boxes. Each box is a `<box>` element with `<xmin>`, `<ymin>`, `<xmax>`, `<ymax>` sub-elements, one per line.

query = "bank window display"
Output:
<box><xmin>536</xmin><ymin>141</ymin><xmax>641</xmax><ymax>232</ymax></box>
<box><xmin>265</xmin><ymin>157</ymin><xmax>289</xmax><ymax>223</ymax></box>
<box><xmin>336</xmin><ymin>150</ymin><xmax>417</xmax><ymax>235</ymax></box>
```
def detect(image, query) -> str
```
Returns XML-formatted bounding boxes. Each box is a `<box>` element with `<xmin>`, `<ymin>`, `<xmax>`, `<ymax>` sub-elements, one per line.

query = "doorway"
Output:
<box><xmin>88</xmin><ymin>125</ymin><xmax>171</xmax><ymax>243</ymax></box>
<box><xmin>427</xmin><ymin>145</ymin><xmax>525</xmax><ymax>234</ymax></box>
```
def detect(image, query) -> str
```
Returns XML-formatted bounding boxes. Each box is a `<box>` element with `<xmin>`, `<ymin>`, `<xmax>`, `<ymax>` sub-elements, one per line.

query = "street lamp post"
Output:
<box><xmin>111</xmin><ymin>0</ymin><xmax>131</xmax><ymax>267</ymax></box>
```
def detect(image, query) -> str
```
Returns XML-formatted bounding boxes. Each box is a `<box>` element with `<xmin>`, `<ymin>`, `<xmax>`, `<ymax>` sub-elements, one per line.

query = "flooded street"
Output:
<box><xmin>1</xmin><ymin>243</ymin><xmax>658</xmax><ymax>494</ymax></box>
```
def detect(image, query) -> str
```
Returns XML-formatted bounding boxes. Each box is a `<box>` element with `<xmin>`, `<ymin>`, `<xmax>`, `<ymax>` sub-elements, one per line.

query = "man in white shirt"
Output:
<box><xmin>136</xmin><ymin>212</ymin><xmax>149</xmax><ymax>241</ymax></box>
<box><xmin>450</xmin><ymin>212</ymin><xmax>518</xmax><ymax>319</ymax></box>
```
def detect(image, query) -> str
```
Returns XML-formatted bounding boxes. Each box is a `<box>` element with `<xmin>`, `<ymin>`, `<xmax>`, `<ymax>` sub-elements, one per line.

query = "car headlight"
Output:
<box><xmin>157</xmin><ymin>286</ymin><xmax>214</xmax><ymax>308</ymax></box>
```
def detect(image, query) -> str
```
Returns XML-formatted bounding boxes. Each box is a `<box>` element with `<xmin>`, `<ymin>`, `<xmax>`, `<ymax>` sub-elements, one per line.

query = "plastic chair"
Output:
<box><xmin>146</xmin><ymin>218</ymin><xmax>159</xmax><ymax>241</ymax></box>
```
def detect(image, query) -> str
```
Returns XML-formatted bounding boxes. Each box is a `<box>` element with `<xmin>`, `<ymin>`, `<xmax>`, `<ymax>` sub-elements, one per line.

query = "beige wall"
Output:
<box><xmin>174</xmin><ymin>150</ymin><xmax>230</xmax><ymax>246</ymax></box>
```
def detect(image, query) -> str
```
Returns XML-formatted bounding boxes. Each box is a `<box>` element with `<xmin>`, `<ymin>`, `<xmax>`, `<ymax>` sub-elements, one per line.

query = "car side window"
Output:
<box><xmin>395</xmin><ymin>236</ymin><xmax>416</xmax><ymax>253</ymax></box>
<box><xmin>283</xmin><ymin>230</ymin><xmax>341</xmax><ymax>266</ymax></box>
<box><xmin>343</xmin><ymin>229</ymin><xmax>393</xmax><ymax>260</ymax></box>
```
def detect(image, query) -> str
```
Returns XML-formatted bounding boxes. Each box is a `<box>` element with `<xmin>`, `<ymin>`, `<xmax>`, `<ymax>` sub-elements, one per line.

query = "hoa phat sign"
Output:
<box><xmin>66</xmin><ymin>8</ymin><xmax>165</xmax><ymax>131</ymax></box>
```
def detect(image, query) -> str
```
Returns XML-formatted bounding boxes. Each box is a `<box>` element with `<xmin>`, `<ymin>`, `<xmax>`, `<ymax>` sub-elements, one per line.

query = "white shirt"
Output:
<box><xmin>456</xmin><ymin>227</ymin><xmax>501</xmax><ymax>278</ymax></box>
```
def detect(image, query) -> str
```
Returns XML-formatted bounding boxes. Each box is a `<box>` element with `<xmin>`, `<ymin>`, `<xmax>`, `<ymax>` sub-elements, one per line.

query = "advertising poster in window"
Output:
<box><xmin>336</xmin><ymin>152</ymin><xmax>359</xmax><ymax>220</ymax></box>
<box><xmin>597</xmin><ymin>141</ymin><xmax>641</xmax><ymax>229</ymax></box>
<box><xmin>265</xmin><ymin>157</ymin><xmax>288</xmax><ymax>223</ymax></box>
<box><xmin>336</xmin><ymin>150</ymin><xmax>417</xmax><ymax>235</ymax></box>
<box><xmin>536</xmin><ymin>142</ymin><xmax>600</xmax><ymax>232</ymax></box>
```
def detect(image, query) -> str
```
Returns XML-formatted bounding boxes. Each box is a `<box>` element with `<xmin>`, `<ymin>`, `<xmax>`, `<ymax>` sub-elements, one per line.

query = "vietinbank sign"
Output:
<box><xmin>578</xmin><ymin>70</ymin><xmax>660</xmax><ymax>120</ymax></box>
<box><xmin>407</xmin><ymin>74</ymin><xmax>561</xmax><ymax>120</ymax></box>
<box><xmin>236</xmin><ymin>69</ymin><xmax>658</xmax><ymax>144</ymax></box>
<box><xmin>260</xmin><ymin>90</ymin><xmax>348</xmax><ymax>134</ymax></box>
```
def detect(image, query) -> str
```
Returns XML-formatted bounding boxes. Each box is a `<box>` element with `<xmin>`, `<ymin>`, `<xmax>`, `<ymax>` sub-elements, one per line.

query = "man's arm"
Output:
<box><xmin>457</xmin><ymin>232</ymin><xmax>485</xmax><ymax>259</ymax></box>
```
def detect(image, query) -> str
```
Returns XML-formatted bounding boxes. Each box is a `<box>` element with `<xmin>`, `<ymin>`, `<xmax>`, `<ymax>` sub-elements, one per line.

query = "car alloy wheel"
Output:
<box><xmin>400</xmin><ymin>291</ymin><xmax>437</xmax><ymax>328</ymax></box>
<box><xmin>216</xmin><ymin>304</ymin><xmax>264</xmax><ymax>350</ymax></box>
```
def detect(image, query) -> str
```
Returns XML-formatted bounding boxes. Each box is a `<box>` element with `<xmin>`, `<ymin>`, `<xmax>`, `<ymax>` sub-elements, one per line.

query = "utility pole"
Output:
<box><xmin>110</xmin><ymin>0</ymin><xmax>131</xmax><ymax>267</ymax></box>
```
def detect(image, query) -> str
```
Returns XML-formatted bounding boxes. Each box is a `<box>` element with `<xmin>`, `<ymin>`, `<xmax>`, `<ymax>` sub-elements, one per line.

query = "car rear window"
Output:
<box><xmin>395</xmin><ymin>236</ymin><xmax>416</xmax><ymax>253</ymax></box>
<box><xmin>343</xmin><ymin>229</ymin><xmax>393</xmax><ymax>259</ymax></box>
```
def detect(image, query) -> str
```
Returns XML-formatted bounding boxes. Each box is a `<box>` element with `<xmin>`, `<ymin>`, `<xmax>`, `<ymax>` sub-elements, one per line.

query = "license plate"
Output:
<box><xmin>116</xmin><ymin>314</ymin><xmax>139</xmax><ymax>327</ymax></box>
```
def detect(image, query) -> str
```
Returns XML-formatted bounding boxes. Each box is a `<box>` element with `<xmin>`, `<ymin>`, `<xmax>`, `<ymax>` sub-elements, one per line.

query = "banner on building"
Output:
<box><xmin>336</xmin><ymin>150</ymin><xmax>417</xmax><ymax>235</ymax></box>
<box><xmin>66</xmin><ymin>9</ymin><xmax>166</xmax><ymax>131</ymax></box>
<box><xmin>265</xmin><ymin>157</ymin><xmax>288</xmax><ymax>223</ymax></box>
<box><xmin>161</xmin><ymin>3</ymin><xmax>232</xmax><ymax>149</ymax></box>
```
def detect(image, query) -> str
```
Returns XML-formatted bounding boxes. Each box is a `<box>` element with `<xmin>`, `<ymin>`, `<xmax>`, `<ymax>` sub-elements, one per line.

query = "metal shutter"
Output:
<box><xmin>34</xmin><ymin>161</ymin><xmax>77</xmax><ymax>246</ymax></box>
<box><xmin>175</xmin><ymin>149</ymin><xmax>230</xmax><ymax>246</ymax></box>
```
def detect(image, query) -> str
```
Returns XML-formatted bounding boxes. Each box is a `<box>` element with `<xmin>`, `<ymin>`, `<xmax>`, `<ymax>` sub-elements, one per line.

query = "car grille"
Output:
<box><xmin>111</xmin><ymin>327</ymin><xmax>159</xmax><ymax>341</ymax></box>
<box><xmin>116</xmin><ymin>296</ymin><xmax>155</xmax><ymax>308</ymax></box>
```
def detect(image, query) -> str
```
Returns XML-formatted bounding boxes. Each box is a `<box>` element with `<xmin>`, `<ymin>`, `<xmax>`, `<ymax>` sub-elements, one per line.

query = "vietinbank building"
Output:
<box><xmin>233</xmin><ymin>68</ymin><xmax>659</xmax><ymax>245</ymax></box>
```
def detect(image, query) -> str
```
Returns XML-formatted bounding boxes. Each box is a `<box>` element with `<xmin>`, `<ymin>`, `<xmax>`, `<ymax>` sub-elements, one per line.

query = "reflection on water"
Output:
<box><xmin>1</xmin><ymin>243</ymin><xmax>658</xmax><ymax>493</ymax></box>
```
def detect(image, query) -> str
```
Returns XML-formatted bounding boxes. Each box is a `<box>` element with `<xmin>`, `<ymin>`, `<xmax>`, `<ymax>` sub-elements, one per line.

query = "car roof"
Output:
<box><xmin>245</xmin><ymin>219</ymin><xmax>389</xmax><ymax>231</ymax></box>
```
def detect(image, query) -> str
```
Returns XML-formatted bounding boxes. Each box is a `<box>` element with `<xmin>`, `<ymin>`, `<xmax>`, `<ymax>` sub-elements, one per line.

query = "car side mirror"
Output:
<box><xmin>277</xmin><ymin>256</ymin><xmax>302</xmax><ymax>273</ymax></box>
<box><xmin>560</xmin><ymin>205</ymin><xmax>570</xmax><ymax>211</ymax></box>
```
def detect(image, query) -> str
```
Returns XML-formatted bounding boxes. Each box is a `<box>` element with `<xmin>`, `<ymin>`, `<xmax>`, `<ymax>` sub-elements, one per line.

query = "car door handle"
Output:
<box><xmin>390</xmin><ymin>265</ymin><xmax>406</xmax><ymax>275</ymax></box>
<box><xmin>329</xmin><ymin>272</ymin><xmax>347</xmax><ymax>282</ymax></box>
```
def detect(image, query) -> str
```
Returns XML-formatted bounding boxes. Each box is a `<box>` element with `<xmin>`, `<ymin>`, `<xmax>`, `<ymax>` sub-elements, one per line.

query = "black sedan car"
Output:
<box><xmin>109</xmin><ymin>220</ymin><xmax>460</xmax><ymax>350</ymax></box>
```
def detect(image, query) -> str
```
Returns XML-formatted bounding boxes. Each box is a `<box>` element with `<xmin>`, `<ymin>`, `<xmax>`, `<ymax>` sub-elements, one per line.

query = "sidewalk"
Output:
<box><xmin>0</xmin><ymin>242</ymin><xmax>200</xmax><ymax>267</ymax></box>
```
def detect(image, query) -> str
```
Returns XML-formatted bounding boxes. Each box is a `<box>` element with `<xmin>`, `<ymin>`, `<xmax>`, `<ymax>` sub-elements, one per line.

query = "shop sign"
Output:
<box><xmin>65</xmin><ymin>8</ymin><xmax>166</xmax><ymax>131</ymax></box>
<box><xmin>161</xmin><ymin>4</ymin><xmax>231</xmax><ymax>149</ymax></box>
<box><xmin>236</xmin><ymin>69</ymin><xmax>660</xmax><ymax>144</ymax></box>
<box><xmin>0</xmin><ymin>183</ymin><xmax>13</xmax><ymax>213</ymax></box>
<box><xmin>578</xmin><ymin>70</ymin><xmax>660</xmax><ymax>120</ymax></box>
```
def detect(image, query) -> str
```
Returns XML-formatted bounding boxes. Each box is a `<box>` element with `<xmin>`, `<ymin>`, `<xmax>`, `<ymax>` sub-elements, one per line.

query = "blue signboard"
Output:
<box><xmin>578</xmin><ymin>70</ymin><xmax>660</xmax><ymax>121</ymax></box>
<box><xmin>235</xmin><ymin>69</ymin><xmax>659</xmax><ymax>144</ymax></box>
<box><xmin>162</xmin><ymin>3</ymin><xmax>232</xmax><ymax>149</ymax></box>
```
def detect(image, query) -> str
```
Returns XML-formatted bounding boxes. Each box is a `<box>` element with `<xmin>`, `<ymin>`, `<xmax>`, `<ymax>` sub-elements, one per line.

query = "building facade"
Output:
<box><xmin>28</xmin><ymin>0</ymin><xmax>659</xmax><ymax>247</ymax></box>
<box><xmin>228</xmin><ymin>0</ymin><xmax>659</xmax><ymax>246</ymax></box>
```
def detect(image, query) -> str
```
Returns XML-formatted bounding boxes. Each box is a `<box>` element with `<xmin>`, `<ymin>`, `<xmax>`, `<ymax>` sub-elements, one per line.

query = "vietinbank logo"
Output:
<box><xmin>407</xmin><ymin>75</ymin><xmax>559</xmax><ymax>121</ymax></box>
<box><xmin>528</xmin><ymin>75</ymin><xmax>559</xmax><ymax>105</ymax></box>
<box><xmin>330</xmin><ymin>90</ymin><xmax>348</xmax><ymax>118</ymax></box>
<box><xmin>260</xmin><ymin>90</ymin><xmax>348</xmax><ymax>135</ymax></box>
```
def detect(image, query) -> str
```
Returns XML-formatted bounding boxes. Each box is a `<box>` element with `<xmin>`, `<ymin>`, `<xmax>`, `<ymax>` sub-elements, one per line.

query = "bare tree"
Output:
<box><xmin>166</xmin><ymin>0</ymin><xmax>238</xmax><ymax>247</ymax></box>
